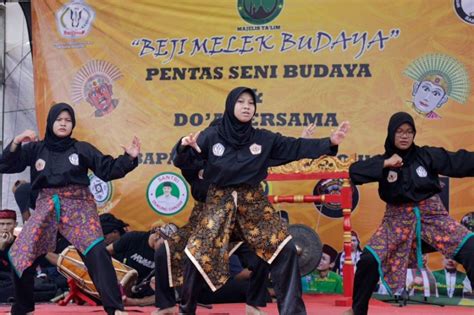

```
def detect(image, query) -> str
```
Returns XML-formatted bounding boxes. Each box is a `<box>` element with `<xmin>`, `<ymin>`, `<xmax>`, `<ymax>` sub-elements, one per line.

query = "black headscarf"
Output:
<box><xmin>99</xmin><ymin>213</ymin><xmax>128</xmax><ymax>235</ymax></box>
<box><xmin>44</xmin><ymin>103</ymin><xmax>77</xmax><ymax>152</ymax></box>
<box><xmin>383</xmin><ymin>112</ymin><xmax>418</xmax><ymax>161</ymax></box>
<box><xmin>217</xmin><ymin>87</ymin><xmax>256</xmax><ymax>149</ymax></box>
<box><xmin>209</xmin><ymin>117</ymin><xmax>222</xmax><ymax>127</ymax></box>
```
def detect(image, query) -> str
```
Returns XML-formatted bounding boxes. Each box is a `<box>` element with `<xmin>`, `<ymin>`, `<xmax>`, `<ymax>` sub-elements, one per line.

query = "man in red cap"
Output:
<box><xmin>0</xmin><ymin>209</ymin><xmax>18</xmax><ymax>302</ymax></box>
<box><xmin>0</xmin><ymin>209</ymin><xmax>17</xmax><ymax>251</ymax></box>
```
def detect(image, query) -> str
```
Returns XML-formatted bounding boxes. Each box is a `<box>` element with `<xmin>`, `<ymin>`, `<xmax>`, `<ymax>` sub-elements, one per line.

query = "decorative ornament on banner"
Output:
<box><xmin>31</xmin><ymin>1</ymin><xmax>473</xmax><ymax>258</ymax></box>
<box><xmin>312</xmin><ymin>179</ymin><xmax>359</xmax><ymax>219</ymax></box>
<box><xmin>453</xmin><ymin>0</ymin><xmax>474</xmax><ymax>25</ymax></box>
<box><xmin>404</xmin><ymin>53</ymin><xmax>470</xmax><ymax>120</ymax></box>
<box><xmin>146</xmin><ymin>172</ymin><xmax>189</xmax><ymax>216</ymax></box>
<box><xmin>237</xmin><ymin>0</ymin><xmax>284</xmax><ymax>25</ymax></box>
<box><xmin>88</xmin><ymin>172</ymin><xmax>113</xmax><ymax>214</ymax></box>
<box><xmin>71</xmin><ymin>60</ymin><xmax>123</xmax><ymax>117</ymax></box>
<box><xmin>55</xmin><ymin>0</ymin><xmax>95</xmax><ymax>39</ymax></box>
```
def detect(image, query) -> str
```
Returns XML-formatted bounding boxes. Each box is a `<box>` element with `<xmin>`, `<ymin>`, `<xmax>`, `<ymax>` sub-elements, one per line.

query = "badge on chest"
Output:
<box><xmin>249</xmin><ymin>143</ymin><xmax>262</xmax><ymax>155</ymax></box>
<box><xmin>35</xmin><ymin>159</ymin><xmax>46</xmax><ymax>171</ymax></box>
<box><xmin>416</xmin><ymin>165</ymin><xmax>427</xmax><ymax>177</ymax></box>
<box><xmin>387</xmin><ymin>170</ymin><xmax>398</xmax><ymax>183</ymax></box>
<box><xmin>212</xmin><ymin>143</ymin><xmax>225</xmax><ymax>156</ymax></box>
<box><xmin>69</xmin><ymin>153</ymin><xmax>79</xmax><ymax>166</ymax></box>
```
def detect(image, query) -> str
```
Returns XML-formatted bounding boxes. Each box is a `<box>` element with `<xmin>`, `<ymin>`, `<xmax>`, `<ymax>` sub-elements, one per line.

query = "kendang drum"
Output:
<box><xmin>57</xmin><ymin>246</ymin><xmax>138</xmax><ymax>299</ymax></box>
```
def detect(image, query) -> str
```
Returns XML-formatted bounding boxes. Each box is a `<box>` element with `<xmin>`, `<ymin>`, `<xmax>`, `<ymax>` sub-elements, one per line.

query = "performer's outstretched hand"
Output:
<box><xmin>122</xmin><ymin>136</ymin><xmax>141</xmax><ymax>158</ymax></box>
<box><xmin>330</xmin><ymin>121</ymin><xmax>350</xmax><ymax>145</ymax></box>
<box><xmin>384</xmin><ymin>153</ymin><xmax>403</xmax><ymax>168</ymax></box>
<box><xmin>301</xmin><ymin>123</ymin><xmax>316</xmax><ymax>138</ymax></box>
<box><xmin>181</xmin><ymin>131</ymin><xmax>201</xmax><ymax>153</ymax></box>
<box><xmin>14</xmin><ymin>129</ymin><xmax>38</xmax><ymax>144</ymax></box>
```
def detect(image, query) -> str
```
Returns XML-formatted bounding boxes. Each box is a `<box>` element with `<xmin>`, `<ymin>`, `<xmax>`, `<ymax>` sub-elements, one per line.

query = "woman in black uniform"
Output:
<box><xmin>176</xmin><ymin>86</ymin><xmax>350</xmax><ymax>315</ymax></box>
<box><xmin>0</xmin><ymin>103</ymin><xmax>140</xmax><ymax>315</ymax></box>
<box><xmin>346</xmin><ymin>112</ymin><xmax>474</xmax><ymax>315</ymax></box>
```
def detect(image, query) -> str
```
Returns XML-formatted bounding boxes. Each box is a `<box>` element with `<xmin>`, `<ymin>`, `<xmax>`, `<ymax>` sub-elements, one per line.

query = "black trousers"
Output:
<box><xmin>154</xmin><ymin>242</ymin><xmax>270</xmax><ymax>309</ymax></box>
<box><xmin>352</xmin><ymin>237</ymin><xmax>474</xmax><ymax>315</ymax></box>
<box><xmin>179</xmin><ymin>239</ymin><xmax>306</xmax><ymax>315</ymax></box>
<box><xmin>0</xmin><ymin>271</ymin><xmax>14</xmax><ymax>303</ymax></box>
<box><xmin>154</xmin><ymin>244</ymin><xmax>177</xmax><ymax>309</ymax></box>
<box><xmin>233</xmin><ymin>243</ymin><xmax>270</xmax><ymax>307</ymax></box>
<box><xmin>11</xmin><ymin>242</ymin><xmax>124</xmax><ymax>315</ymax></box>
<box><xmin>198</xmin><ymin>243</ymin><xmax>271</xmax><ymax>306</ymax></box>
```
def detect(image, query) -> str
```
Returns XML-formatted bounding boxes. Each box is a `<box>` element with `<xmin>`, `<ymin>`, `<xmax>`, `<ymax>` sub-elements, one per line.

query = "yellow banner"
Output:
<box><xmin>32</xmin><ymin>0</ymin><xmax>474</xmax><ymax>267</ymax></box>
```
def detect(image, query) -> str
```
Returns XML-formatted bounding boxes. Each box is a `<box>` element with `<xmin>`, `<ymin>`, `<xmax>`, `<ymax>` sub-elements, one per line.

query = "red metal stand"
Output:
<box><xmin>335</xmin><ymin>178</ymin><xmax>353</xmax><ymax>306</ymax></box>
<box><xmin>57</xmin><ymin>278</ymin><xmax>98</xmax><ymax>306</ymax></box>
<box><xmin>267</xmin><ymin>169</ymin><xmax>353</xmax><ymax>306</ymax></box>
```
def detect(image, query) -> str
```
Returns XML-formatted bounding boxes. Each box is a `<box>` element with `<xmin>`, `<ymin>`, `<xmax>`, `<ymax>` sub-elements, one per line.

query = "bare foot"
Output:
<box><xmin>114</xmin><ymin>311</ymin><xmax>128</xmax><ymax>315</ymax></box>
<box><xmin>246</xmin><ymin>304</ymin><xmax>266</xmax><ymax>315</ymax></box>
<box><xmin>151</xmin><ymin>307</ymin><xmax>176</xmax><ymax>315</ymax></box>
<box><xmin>341</xmin><ymin>309</ymin><xmax>354</xmax><ymax>315</ymax></box>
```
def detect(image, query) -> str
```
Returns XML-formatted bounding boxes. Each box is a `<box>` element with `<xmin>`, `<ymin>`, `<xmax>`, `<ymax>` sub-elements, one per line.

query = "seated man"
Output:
<box><xmin>0</xmin><ymin>209</ymin><xmax>17</xmax><ymax>303</ymax></box>
<box><xmin>301</xmin><ymin>244</ymin><xmax>343</xmax><ymax>294</ymax></box>
<box><xmin>433</xmin><ymin>256</ymin><xmax>473</xmax><ymax>298</ymax></box>
<box><xmin>107</xmin><ymin>221</ymin><xmax>178</xmax><ymax>306</ymax></box>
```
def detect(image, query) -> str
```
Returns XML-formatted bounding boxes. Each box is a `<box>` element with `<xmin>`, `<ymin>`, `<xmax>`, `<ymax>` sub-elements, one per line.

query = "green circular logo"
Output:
<box><xmin>88</xmin><ymin>172</ymin><xmax>113</xmax><ymax>207</ymax></box>
<box><xmin>146</xmin><ymin>172</ymin><xmax>189</xmax><ymax>216</ymax></box>
<box><xmin>238</xmin><ymin>0</ymin><xmax>284</xmax><ymax>25</ymax></box>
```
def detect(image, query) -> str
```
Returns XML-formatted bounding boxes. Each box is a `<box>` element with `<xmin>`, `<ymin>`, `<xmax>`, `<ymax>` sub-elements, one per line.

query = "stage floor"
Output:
<box><xmin>1</xmin><ymin>294</ymin><xmax>473</xmax><ymax>314</ymax></box>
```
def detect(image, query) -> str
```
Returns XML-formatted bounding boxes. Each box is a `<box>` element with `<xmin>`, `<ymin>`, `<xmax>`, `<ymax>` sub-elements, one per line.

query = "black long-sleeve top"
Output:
<box><xmin>0</xmin><ymin>241</ymin><xmax>13</xmax><ymax>273</ymax></box>
<box><xmin>176</xmin><ymin>126</ymin><xmax>337</xmax><ymax>188</ymax></box>
<box><xmin>172</xmin><ymin>140</ymin><xmax>209</xmax><ymax>202</ymax></box>
<box><xmin>0</xmin><ymin>141</ymin><xmax>138</xmax><ymax>190</ymax></box>
<box><xmin>349</xmin><ymin>146</ymin><xmax>474</xmax><ymax>204</ymax></box>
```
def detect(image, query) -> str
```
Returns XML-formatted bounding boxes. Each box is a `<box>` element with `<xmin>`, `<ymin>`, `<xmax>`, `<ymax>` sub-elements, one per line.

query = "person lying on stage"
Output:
<box><xmin>175</xmin><ymin>86</ymin><xmax>349</xmax><ymax>315</ymax></box>
<box><xmin>345</xmin><ymin>111</ymin><xmax>474</xmax><ymax>315</ymax></box>
<box><xmin>107</xmin><ymin>222</ymin><xmax>177</xmax><ymax>307</ymax></box>
<box><xmin>0</xmin><ymin>102</ymin><xmax>140</xmax><ymax>315</ymax></box>
<box><xmin>101</xmin><ymin>213</ymin><xmax>129</xmax><ymax>246</ymax></box>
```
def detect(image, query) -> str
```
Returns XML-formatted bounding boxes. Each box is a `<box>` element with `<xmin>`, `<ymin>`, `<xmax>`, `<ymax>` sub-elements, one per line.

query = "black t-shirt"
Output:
<box><xmin>0</xmin><ymin>242</ymin><xmax>13</xmax><ymax>273</ymax></box>
<box><xmin>112</xmin><ymin>231</ymin><xmax>155</xmax><ymax>282</ymax></box>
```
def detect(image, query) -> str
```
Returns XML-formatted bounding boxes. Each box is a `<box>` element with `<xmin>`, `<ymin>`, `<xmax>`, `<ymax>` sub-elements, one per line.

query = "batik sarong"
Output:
<box><xmin>184</xmin><ymin>184</ymin><xmax>291</xmax><ymax>291</ymax></box>
<box><xmin>164</xmin><ymin>201</ymin><xmax>243</xmax><ymax>287</ymax></box>
<box><xmin>9</xmin><ymin>185</ymin><xmax>103</xmax><ymax>277</ymax></box>
<box><xmin>366</xmin><ymin>194</ymin><xmax>474</xmax><ymax>295</ymax></box>
<box><xmin>164</xmin><ymin>201</ymin><xmax>203</xmax><ymax>287</ymax></box>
